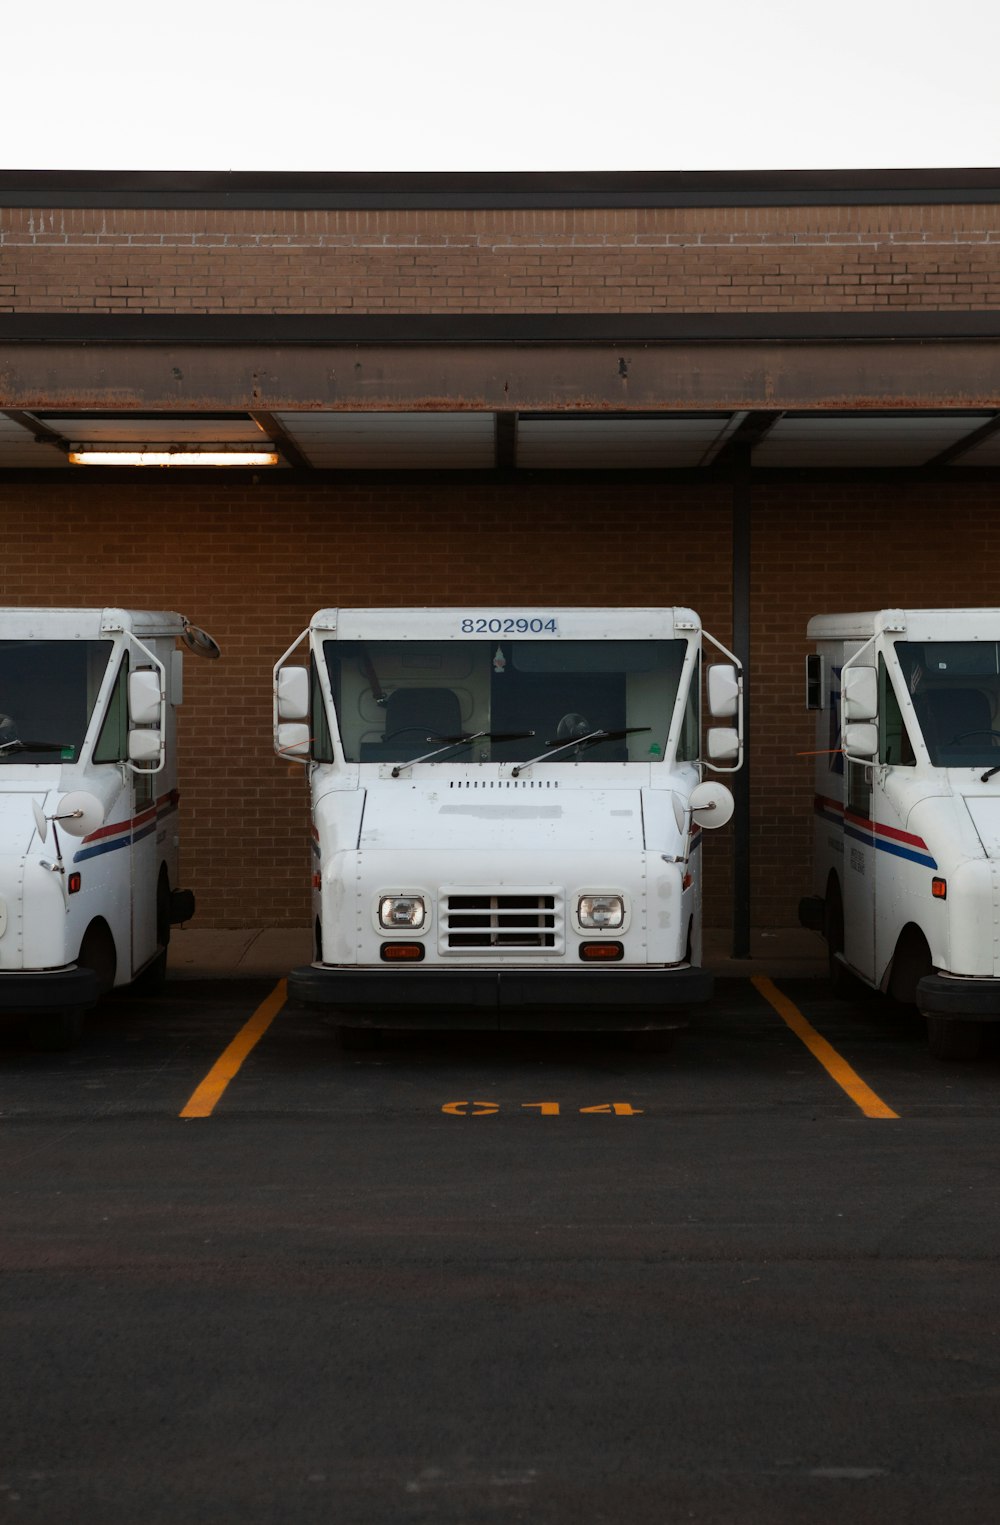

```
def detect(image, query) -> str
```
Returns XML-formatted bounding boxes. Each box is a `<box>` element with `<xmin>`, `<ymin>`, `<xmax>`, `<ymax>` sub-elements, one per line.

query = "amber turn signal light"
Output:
<box><xmin>579</xmin><ymin>942</ymin><xmax>624</xmax><ymax>962</ymax></box>
<box><xmin>380</xmin><ymin>943</ymin><xmax>425</xmax><ymax>962</ymax></box>
<box><xmin>931</xmin><ymin>878</ymin><xmax>947</xmax><ymax>900</ymax></box>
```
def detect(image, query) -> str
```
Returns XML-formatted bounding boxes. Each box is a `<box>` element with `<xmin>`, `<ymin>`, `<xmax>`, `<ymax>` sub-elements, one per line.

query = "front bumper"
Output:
<box><xmin>917</xmin><ymin>974</ymin><xmax>1000</xmax><ymax>1024</ymax></box>
<box><xmin>287</xmin><ymin>964</ymin><xmax>712</xmax><ymax>1031</ymax></box>
<box><xmin>0</xmin><ymin>966</ymin><xmax>100</xmax><ymax>1016</ymax></box>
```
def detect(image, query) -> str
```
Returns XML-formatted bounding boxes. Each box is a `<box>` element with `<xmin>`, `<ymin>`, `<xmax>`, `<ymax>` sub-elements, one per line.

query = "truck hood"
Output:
<box><xmin>358</xmin><ymin>783</ymin><xmax>644</xmax><ymax>851</ymax></box>
<box><xmin>963</xmin><ymin>796</ymin><xmax>1000</xmax><ymax>857</ymax></box>
<box><xmin>0</xmin><ymin>784</ymin><xmax>51</xmax><ymax>856</ymax></box>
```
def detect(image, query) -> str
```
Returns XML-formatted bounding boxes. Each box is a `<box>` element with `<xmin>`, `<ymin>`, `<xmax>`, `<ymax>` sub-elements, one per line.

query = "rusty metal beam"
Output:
<box><xmin>2</xmin><ymin>341</ymin><xmax>999</xmax><ymax>415</ymax></box>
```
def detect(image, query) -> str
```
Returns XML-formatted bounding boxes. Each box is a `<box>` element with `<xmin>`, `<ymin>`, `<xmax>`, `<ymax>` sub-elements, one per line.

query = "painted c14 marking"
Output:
<box><xmin>441</xmin><ymin>1100</ymin><xmax>643</xmax><ymax>1116</ymax></box>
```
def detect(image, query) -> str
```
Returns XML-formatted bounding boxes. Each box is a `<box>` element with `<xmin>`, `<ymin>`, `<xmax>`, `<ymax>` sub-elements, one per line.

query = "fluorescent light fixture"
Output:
<box><xmin>68</xmin><ymin>449</ymin><xmax>280</xmax><ymax>467</ymax></box>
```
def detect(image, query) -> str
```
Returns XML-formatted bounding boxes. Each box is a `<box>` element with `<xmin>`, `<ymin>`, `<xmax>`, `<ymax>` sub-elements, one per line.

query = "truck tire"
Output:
<box><xmin>133</xmin><ymin>947</ymin><xmax>168</xmax><ymax>995</ymax></box>
<box><xmin>824</xmin><ymin>879</ymin><xmax>857</xmax><ymax>998</ymax></box>
<box><xmin>31</xmin><ymin>1006</ymin><xmax>86</xmax><ymax>1051</ymax></box>
<box><xmin>78</xmin><ymin>922</ymin><xmax>117</xmax><ymax>997</ymax></box>
<box><xmin>927</xmin><ymin>1017</ymin><xmax>987</xmax><ymax>1061</ymax></box>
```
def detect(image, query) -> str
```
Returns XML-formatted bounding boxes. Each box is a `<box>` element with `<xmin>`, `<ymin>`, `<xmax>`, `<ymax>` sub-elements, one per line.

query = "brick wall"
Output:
<box><xmin>3</xmin><ymin>202</ymin><xmax>1000</xmax><ymax>313</ymax></box>
<box><xmin>1</xmin><ymin>474</ymin><xmax>994</xmax><ymax>928</ymax></box>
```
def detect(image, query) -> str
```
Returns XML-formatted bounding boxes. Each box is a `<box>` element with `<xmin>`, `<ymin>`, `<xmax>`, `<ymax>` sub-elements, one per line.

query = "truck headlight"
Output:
<box><xmin>379</xmin><ymin>895</ymin><xmax>427</xmax><ymax>930</ymax></box>
<box><xmin>577</xmin><ymin>894</ymin><xmax>625</xmax><ymax>930</ymax></box>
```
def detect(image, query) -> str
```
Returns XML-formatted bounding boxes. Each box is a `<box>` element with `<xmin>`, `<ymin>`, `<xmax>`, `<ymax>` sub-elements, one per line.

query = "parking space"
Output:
<box><xmin>1</xmin><ymin>969</ymin><xmax>998</xmax><ymax>1128</ymax></box>
<box><xmin>3</xmin><ymin>972</ymin><xmax>1000</xmax><ymax>1524</ymax></box>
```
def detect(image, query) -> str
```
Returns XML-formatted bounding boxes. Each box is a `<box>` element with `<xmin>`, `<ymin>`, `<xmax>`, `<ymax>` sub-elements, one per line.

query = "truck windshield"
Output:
<box><xmin>895</xmin><ymin>639</ymin><xmax>1000</xmax><ymax>766</ymax></box>
<box><xmin>324</xmin><ymin>638</ymin><xmax>694</xmax><ymax>765</ymax></box>
<box><xmin>0</xmin><ymin>640</ymin><xmax>111</xmax><ymax>764</ymax></box>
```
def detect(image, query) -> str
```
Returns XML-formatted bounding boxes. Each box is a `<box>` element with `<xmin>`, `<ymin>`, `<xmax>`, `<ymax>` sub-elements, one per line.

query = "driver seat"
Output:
<box><xmin>384</xmin><ymin>687</ymin><xmax>463</xmax><ymax>740</ymax></box>
<box><xmin>914</xmin><ymin>687</ymin><xmax>992</xmax><ymax>760</ymax></box>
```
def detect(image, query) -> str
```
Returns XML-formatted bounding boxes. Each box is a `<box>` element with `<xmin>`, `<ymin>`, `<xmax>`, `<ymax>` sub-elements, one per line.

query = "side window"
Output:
<box><xmin>677</xmin><ymin>657</ymin><xmax>700</xmax><ymax>761</ymax></box>
<box><xmin>846</xmin><ymin>758</ymin><xmax>871</xmax><ymax>819</ymax></box>
<box><xmin>311</xmin><ymin>657</ymin><xmax>334</xmax><ymax>763</ymax></box>
<box><xmin>878</xmin><ymin>654</ymin><xmax>915</xmax><ymax>766</ymax></box>
<box><xmin>93</xmin><ymin>656</ymin><xmax>128</xmax><ymax>763</ymax></box>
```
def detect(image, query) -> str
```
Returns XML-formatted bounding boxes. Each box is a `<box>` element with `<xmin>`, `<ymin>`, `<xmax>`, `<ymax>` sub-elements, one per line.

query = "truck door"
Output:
<box><xmin>873</xmin><ymin>654</ymin><xmax>921</xmax><ymax>982</ymax></box>
<box><xmin>842</xmin><ymin>753</ymin><xmax>876</xmax><ymax>982</ymax></box>
<box><xmin>129</xmin><ymin>667</ymin><xmax>160</xmax><ymax>974</ymax></box>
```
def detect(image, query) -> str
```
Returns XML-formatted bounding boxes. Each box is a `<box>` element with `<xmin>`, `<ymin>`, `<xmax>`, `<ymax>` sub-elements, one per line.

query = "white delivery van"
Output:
<box><xmin>0</xmin><ymin>608</ymin><xmax>219</xmax><ymax>1047</ymax></box>
<box><xmin>274</xmin><ymin>607</ymin><xmax>743</xmax><ymax>1040</ymax></box>
<box><xmin>800</xmin><ymin>608</ymin><xmax>1000</xmax><ymax>1058</ymax></box>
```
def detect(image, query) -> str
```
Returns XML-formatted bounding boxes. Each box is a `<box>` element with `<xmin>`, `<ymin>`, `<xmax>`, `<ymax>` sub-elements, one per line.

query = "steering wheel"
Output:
<box><xmin>555</xmin><ymin>713</ymin><xmax>591</xmax><ymax>741</ymax></box>
<box><xmin>383</xmin><ymin>726</ymin><xmax>449</xmax><ymax>742</ymax></box>
<box><xmin>946</xmin><ymin>729</ymin><xmax>1000</xmax><ymax>743</ymax></box>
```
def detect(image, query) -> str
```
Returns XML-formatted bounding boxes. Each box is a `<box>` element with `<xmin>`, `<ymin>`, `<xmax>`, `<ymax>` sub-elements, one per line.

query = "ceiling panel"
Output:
<box><xmin>516</xmin><ymin>417</ymin><xmax>731</xmax><ymax>469</ymax></box>
<box><xmin>275</xmin><ymin>412</ymin><xmax>495</xmax><ymax>468</ymax></box>
<box><xmin>38</xmin><ymin>414</ymin><xmax>267</xmax><ymax>445</ymax></box>
<box><xmin>754</xmin><ymin>414</ymin><xmax>996</xmax><ymax>468</ymax></box>
<box><xmin>952</xmin><ymin>430</ymin><xmax>1000</xmax><ymax>467</ymax></box>
<box><xmin>0</xmin><ymin>415</ymin><xmax>66</xmax><ymax>467</ymax></box>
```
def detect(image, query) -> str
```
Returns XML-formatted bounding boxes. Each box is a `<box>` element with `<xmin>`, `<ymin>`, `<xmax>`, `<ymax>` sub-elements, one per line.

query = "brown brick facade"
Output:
<box><xmin>3</xmin><ymin>202</ymin><xmax>1000</xmax><ymax>314</ymax></box>
<box><xmin>0</xmin><ymin>474</ymin><xmax>994</xmax><ymax>927</ymax></box>
<box><xmin>2</xmin><ymin>178</ymin><xmax>997</xmax><ymax>930</ymax></box>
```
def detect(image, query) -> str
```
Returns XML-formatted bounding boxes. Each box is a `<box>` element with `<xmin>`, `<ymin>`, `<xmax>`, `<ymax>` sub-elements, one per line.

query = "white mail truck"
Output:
<box><xmin>0</xmin><ymin>607</ymin><xmax>219</xmax><ymax>1047</ymax></box>
<box><xmin>800</xmin><ymin>608</ymin><xmax>1000</xmax><ymax>1058</ymax></box>
<box><xmin>274</xmin><ymin>606</ymin><xmax>743</xmax><ymax>1040</ymax></box>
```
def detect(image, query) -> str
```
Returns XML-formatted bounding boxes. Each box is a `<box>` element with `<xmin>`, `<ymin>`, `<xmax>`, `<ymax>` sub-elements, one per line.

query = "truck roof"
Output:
<box><xmin>0</xmin><ymin>608</ymin><xmax>188</xmax><ymax>640</ymax></box>
<box><xmin>309</xmin><ymin>607</ymin><xmax>703</xmax><ymax>639</ymax></box>
<box><xmin>808</xmin><ymin>609</ymin><xmax>1000</xmax><ymax>641</ymax></box>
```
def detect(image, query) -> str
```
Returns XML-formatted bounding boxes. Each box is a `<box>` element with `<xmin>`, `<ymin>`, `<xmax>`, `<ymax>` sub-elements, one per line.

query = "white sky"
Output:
<box><xmin>5</xmin><ymin>0</ymin><xmax>999</xmax><ymax>172</ymax></box>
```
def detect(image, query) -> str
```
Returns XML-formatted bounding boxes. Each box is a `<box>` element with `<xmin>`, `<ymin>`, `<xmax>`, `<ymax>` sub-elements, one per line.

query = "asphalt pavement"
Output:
<box><xmin>1</xmin><ymin>939</ymin><xmax>999</xmax><ymax>1525</ymax></box>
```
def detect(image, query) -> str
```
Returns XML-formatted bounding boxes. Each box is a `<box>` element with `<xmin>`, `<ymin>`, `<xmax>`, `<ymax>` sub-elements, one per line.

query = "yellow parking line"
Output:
<box><xmin>180</xmin><ymin>980</ymin><xmax>287</xmax><ymax>1119</ymax></box>
<box><xmin>751</xmin><ymin>975</ymin><xmax>900</xmax><ymax>1120</ymax></box>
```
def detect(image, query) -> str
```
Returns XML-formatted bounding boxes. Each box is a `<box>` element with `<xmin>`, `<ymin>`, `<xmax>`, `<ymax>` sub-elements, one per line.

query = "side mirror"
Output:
<box><xmin>844</xmin><ymin>722</ymin><xmax>878</xmax><ymax>758</ymax></box>
<box><xmin>688</xmin><ymin>780</ymin><xmax>735</xmax><ymax>830</ymax></box>
<box><xmin>707</xmin><ymin>664</ymin><xmax>740</xmax><ymax>719</ymax></box>
<box><xmin>128</xmin><ymin>729</ymin><xmax>163</xmax><ymax>765</ymax></box>
<box><xmin>128</xmin><ymin>669</ymin><xmax>162</xmax><ymax>726</ymax></box>
<box><xmin>276</xmin><ymin>722</ymin><xmax>311</xmax><ymax>759</ymax></box>
<box><xmin>707</xmin><ymin>726</ymin><xmax>740</xmax><ymax>764</ymax></box>
<box><xmin>277</xmin><ymin>667</ymin><xmax>310</xmax><ymax>722</ymax></box>
<box><xmin>843</xmin><ymin>665</ymin><xmax>878</xmax><ymax>722</ymax></box>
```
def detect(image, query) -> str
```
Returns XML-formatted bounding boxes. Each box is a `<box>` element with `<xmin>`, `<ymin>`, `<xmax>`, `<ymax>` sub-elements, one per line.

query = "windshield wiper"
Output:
<box><xmin>0</xmin><ymin>739</ymin><xmax>72</xmax><ymax>758</ymax></box>
<box><xmin>512</xmin><ymin>727</ymin><xmax>651</xmax><ymax>777</ymax></box>
<box><xmin>391</xmin><ymin>729</ymin><xmax>535</xmax><ymax>777</ymax></box>
<box><xmin>981</xmin><ymin>763</ymin><xmax>1000</xmax><ymax>782</ymax></box>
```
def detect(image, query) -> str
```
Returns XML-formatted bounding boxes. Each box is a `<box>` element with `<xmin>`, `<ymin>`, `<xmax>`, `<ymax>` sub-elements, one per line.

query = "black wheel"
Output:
<box><xmin>335</xmin><ymin>1025</ymin><xmax>382</xmax><ymax>1051</ymax></box>
<box><xmin>133</xmin><ymin>946</ymin><xmax>168</xmax><ymax>995</ymax></box>
<box><xmin>927</xmin><ymin>1017</ymin><xmax>987</xmax><ymax>1060</ymax></box>
<box><xmin>823</xmin><ymin>879</ymin><xmax>856</xmax><ymax>998</ymax></box>
<box><xmin>78</xmin><ymin>922</ymin><xmax>117</xmax><ymax>997</ymax></box>
<box><xmin>31</xmin><ymin>1006</ymin><xmax>86</xmax><ymax>1051</ymax></box>
<box><xmin>133</xmin><ymin>875</ymin><xmax>171</xmax><ymax>993</ymax></box>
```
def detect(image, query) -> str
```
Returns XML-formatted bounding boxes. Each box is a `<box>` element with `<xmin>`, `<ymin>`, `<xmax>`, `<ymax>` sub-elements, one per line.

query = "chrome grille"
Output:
<box><xmin>441</xmin><ymin>890</ymin><xmax>564</xmax><ymax>954</ymax></box>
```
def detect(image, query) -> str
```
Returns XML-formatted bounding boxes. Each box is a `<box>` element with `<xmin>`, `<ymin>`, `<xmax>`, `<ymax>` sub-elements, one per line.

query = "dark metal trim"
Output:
<box><xmin>494</xmin><ymin>412</ymin><xmax>517</xmax><ymax>470</ymax></box>
<box><xmin>713</xmin><ymin>410</ymin><xmax>784</xmax><ymax>471</ymax></box>
<box><xmin>249</xmin><ymin>411</ymin><xmax>312</xmax><ymax>471</ymax></box>
<box><xmin>4</xmin><ymin>312</ymin><xmax>1000</xmax><ymax>346</ymax></box>
<box><xmin>923</xmin><ymin>412</ymin><xmax>1000</xmax><ymax>466</ymax></box>
<box><xmin>4</xmin><ymin>465</ymin><xmax>998</xmax><ymax>486</ymax></box>
<box><xmin>1</xmin><ymin>168</ymin><xmax>999</xmax><ymax>210</ymax></box>
<box><xmin>1</xmin><ymin>409</ymin><xmax>70</xmax><ymax>453</ymax></box>
<box><xmin>730</xmin><ymin>450</ymin><xmax>752</xmax><ymax>959</ymax></box>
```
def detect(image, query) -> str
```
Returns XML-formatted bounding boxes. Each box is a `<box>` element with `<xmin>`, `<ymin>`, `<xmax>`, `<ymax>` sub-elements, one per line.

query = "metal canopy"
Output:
<box><xmin>1</xmin><ymin>311</ymin><xmax>998</xmax><ymax>476</ymax></box>
<box><xmin>4</xmin><ymin>406</ymin><xmax>1000</xmax><ymax>475</ymax></box>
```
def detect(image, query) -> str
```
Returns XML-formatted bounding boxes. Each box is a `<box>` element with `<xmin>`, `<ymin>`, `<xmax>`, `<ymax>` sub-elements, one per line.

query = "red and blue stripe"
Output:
<box><xmin>814</xmin><ymin>793</ymin><xmax>937</xmax><ymax>870</ymax></box>
<box><xmin>73</xmin><ymin>790</ymin><xmax>180</xmax><ymax>863</ymax></box>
